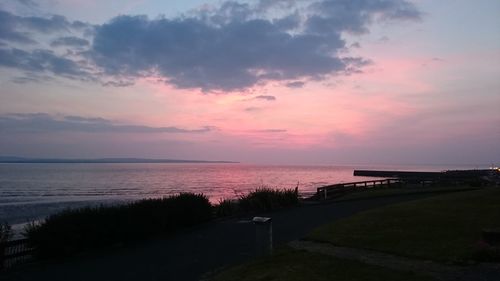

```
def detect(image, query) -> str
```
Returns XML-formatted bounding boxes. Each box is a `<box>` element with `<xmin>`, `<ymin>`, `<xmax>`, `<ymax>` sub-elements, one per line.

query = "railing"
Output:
<box><xmin>0</xmin><ymin>239</ymin><xmax>33</xmax><ymax>270</ymax></box>
<box><xmin>317</xmin><ymin>178</ymin><xmax>403</xmax><ymax>200</ymax></box>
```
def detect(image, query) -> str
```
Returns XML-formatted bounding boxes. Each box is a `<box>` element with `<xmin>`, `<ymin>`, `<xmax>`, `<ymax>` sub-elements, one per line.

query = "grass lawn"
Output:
<box><xmin>309</xmin><ymin>188</ymin><xmax>500</xmax><ymax>263</ymax></box>
<box><xmin>209</xmin><ymin>247</ymin><xmax>435</xmax><ymax>281</ymax></box>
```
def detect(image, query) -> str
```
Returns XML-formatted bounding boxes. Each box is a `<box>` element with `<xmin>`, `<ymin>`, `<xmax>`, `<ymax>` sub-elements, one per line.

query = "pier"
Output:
<box><xmin>353</xmin><ymin>169</ymin><xmax>496</xmax><ymax>186</ymax></box>
<box><xmin>353</xmin><ymin>170</ymin><xmax>441</xmax><ymax>179</ymax></box>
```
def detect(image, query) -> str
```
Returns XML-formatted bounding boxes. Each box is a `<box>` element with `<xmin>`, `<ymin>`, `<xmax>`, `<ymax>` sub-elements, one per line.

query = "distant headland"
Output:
<box><xmin>0</xmin><ymin>156</ymin><xmax>238</xmax><ymax>164</ymax></box>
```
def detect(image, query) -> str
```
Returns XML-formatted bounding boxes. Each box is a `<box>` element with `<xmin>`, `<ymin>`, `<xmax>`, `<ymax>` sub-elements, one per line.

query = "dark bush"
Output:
<box><xmin>214</xmin><ymin>198</ymin><xmax>239</xmax><ymax>217</ymax></box>
<box><xmin>238</xmin><ymin>187</ymin><xmax>299</xmax><ymax>213</ymax></box>
<box><xmin>25</xmin><ymin>193</ymin><xmax>212</xmax><ymax>258</ymax></box>
<box><xmin>0</xmin><ymin>222</ymin><xmax>11</xmax><ymax>243</ymax></box>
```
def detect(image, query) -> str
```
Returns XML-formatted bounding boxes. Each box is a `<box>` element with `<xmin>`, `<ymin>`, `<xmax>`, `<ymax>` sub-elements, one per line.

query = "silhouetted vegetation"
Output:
<box><xmin>25</xmin><ymin>193</ymin><xmax>212</xmax><ymax>258</ymax></box>
<box><xmin>237</xmin><ymin>187</ymin><xmax>299</xmax><ymax>214</ymax></box>
<box><xmin>24</xmin><ymin>188</ymin><xmax>300</xmax><ymax>258</ymax></box>
<box><xmin>0</xmin><ymin>222</ymin><xmax>11</xmax><ymax>243</ymax></box>
<box><xmin>215</xmin><ymin>198</ymin><xmax>239</xmax><ymax>217</ymax></box>
<box><xmin>214</xmin><ymin>187</ymin><xmax>300</xmax><ymax>217</ymax></box>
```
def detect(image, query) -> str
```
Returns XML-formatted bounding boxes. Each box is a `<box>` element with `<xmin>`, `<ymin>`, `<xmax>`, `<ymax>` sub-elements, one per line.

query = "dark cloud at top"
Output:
<box><xmin>89</xmin><ymin>0</ymin><xmax>419</xmax><ymax>91</ymax></box>
<box><xmin>0</xmin><ymin>113</ymin><xmax>214</xmax><ymax>134</ymax></box>
<box><xmin>91</xmin><ymin>15</ymin><xmax>348</xmax><ymax>91</ymax></box>
<box><xmin>0</xmin><ymin>0</ymin><xmax>421</xmax><ymax>91</ymax></box>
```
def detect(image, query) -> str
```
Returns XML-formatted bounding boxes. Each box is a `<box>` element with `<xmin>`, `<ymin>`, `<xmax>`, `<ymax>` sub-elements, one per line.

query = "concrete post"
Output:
<box><xmin>253</xmin><ymin>217</ymin><xmax>272</xmax><ymax>256</ymax></box>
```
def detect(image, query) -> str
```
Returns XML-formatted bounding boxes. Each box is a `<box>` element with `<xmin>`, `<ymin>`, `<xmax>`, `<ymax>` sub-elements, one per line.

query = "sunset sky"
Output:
<box><xmin>0</xmin><ymin>0</ymin><xmax>499</xmax><ymax>165</ymax></box>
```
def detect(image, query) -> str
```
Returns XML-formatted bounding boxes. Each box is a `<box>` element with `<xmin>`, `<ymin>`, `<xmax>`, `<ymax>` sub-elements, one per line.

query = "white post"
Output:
<box><xmin>253</xmin><ymin>217</ymin><xmax>272</xmax><ymax>256</ymax></box>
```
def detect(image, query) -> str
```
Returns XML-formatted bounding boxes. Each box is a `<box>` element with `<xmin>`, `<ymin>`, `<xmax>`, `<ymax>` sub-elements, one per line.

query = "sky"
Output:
<box><xmin>0</xmin><ymin>0</ymin><xmax>499</xmax><ymax>165</ymax></box>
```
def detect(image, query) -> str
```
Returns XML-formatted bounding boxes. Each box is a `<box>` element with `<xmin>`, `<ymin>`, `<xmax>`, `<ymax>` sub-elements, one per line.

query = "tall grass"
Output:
<box><xmin>239</xmin><ymin>187</ymin><xmax>299</xmax><ymax>212</ymax></box>
<box><xmin>215</xmin><ymin>198</ymin><xmax>238</xmax><ymax>217</ymax></box>
<box><xmin>25</xmin><ymin>193</ymin><xmax>212</xmax><ymax>258</ymax></box>
<box><xmin>214</xmin><ymin>187</ymin><xmax>300</xmax><ymax>216</ymax></box>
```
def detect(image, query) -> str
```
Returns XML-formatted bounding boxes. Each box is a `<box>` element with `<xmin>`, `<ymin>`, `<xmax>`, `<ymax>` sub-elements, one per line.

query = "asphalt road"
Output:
<box><xmin>1</xmin><ymin>193</ymin><xmax>435</xmax><ymax>281</ymax></box>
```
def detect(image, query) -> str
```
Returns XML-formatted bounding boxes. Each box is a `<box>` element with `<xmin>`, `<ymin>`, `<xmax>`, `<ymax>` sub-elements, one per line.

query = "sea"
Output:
<box><xmin>0</xmin><ymin>163</ymin><xmax>486</xmax><ymax>227</ymax></box>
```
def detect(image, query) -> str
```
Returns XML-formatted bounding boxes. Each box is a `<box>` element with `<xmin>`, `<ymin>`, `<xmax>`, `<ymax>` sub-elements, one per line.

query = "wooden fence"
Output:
<box><xmin>317</xmin><ymin>178</ymin><xmax>403</xmax><ymax>200</ymax></box>
<box><xmin>0</xmin><ymin>239</ymin><xmax>33</xmax><ymax>270</ymax></box>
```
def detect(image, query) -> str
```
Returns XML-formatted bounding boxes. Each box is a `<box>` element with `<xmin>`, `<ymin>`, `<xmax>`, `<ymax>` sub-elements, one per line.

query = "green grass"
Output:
<box><xmin>308</xmin><ymin>188</ymin><xmax>500</xmax><ymax>262</ymax></box>
<box><xmin>209</xmin><ymin>247</ymin><xmax>435</xmax><ymax>281</ymax></box>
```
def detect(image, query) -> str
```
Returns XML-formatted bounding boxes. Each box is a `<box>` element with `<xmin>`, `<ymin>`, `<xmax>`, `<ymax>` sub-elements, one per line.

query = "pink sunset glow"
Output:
<box><xmin>0</xmin><ymin>0</ymin><xmax>498</xmax><ymax>165</ymax></box>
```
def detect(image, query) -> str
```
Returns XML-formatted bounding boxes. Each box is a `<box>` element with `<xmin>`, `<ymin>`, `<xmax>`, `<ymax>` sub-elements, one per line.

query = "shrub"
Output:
<box><xmin>25</xmin><ymin>193</ymin><xmax>212</xmax><ymax>258</ymax></box>
<box><xmin>0</xmin><ymin>222</ymin><xmax>11</xmax><ymax>243</ymax></box>
<box><xmin>214</xmin><ymin>198</ymin><xmax>239</xmax><ymax>217</ymax></box>
<box><xmin>238</xmin><ymin>187</ymin><xmax>299</xmax><ymax>213</ymax></box>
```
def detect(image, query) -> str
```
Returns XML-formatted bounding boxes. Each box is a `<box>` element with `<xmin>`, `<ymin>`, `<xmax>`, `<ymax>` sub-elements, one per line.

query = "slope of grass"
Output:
<box><xmin>209</xmin><ymin>247</ymin><xmax>434</xmax><ymax>281</ymax></box>
<box><xmin>308</xmin><ymin>188</ymin><xmax>500</xmax><ymax>262</ymax></box>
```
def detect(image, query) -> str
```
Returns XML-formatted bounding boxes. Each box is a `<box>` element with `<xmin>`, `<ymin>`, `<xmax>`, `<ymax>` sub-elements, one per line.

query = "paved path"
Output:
<box><xmin>1</xmin><ymin>193</ymin><xmax>437</xmax><ymax>281</ymax></box>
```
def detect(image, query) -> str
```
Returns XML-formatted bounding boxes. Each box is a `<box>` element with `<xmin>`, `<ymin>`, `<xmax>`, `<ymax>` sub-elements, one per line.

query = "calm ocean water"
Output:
<box><xmin>0</xmin><ymin>163</ymin><xmax>483</xmax><ymax>225</ymax></box>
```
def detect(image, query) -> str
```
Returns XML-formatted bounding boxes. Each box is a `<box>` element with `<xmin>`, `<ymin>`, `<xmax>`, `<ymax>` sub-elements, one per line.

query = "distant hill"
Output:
<box><xmin>0</xmin><ymin>156</ymin><xmax>238</xmax><ymax>164</ymax></box>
